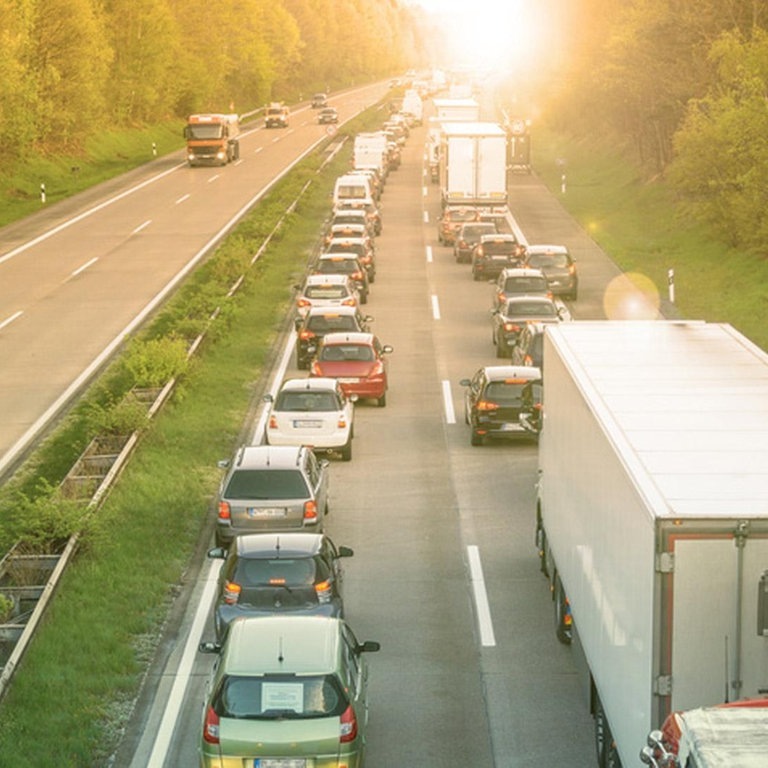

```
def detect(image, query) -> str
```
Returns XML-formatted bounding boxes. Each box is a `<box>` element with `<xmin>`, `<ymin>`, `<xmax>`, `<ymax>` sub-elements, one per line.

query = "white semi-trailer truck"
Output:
<box><xmin>438</xmin><ymin>122</ymin><xmax>508</xmax><ymax>208</ymax></box>
<box><xmin>534</xmin><ymin>321</ymin><xmax>768</xmax><ymax>768</ymax></box>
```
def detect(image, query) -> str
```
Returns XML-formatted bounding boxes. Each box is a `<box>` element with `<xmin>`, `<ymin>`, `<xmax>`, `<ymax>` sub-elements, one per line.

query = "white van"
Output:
<box><xmin>333</xmin><ymin>173</ymin><xmax>374</xmax><ymax>207</ymax></box>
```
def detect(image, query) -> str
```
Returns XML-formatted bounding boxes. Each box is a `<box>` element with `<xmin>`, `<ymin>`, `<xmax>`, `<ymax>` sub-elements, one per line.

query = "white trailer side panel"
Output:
<box><xmin>476</xmin><ymin>135</ymin><xmax>508</xmax><ymax>203</ymax></box>
<box><xmin>444</xmin><ymin>136</ymin><xmax>476</xmax><ymax>201</ymax></box>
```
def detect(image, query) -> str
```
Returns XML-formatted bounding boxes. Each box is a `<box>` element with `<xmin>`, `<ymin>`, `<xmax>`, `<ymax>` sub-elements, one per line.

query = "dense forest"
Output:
<box><xmin>0</xmin><ymin>0</ymin><xmax>430</xmax><ymax>157</ymax></box>
<box><xmin>543</xmin><ymin>0</ymin><xmax>768</xmax><ymax>251</ymax></box>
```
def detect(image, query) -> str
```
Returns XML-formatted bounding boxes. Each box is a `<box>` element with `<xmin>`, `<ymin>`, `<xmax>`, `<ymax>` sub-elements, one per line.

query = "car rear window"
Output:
<box><xmin>448</xmin><ymin>209</ymin><xmax>479</xmax><ymax>222</ymax></box>
<box><xmin>505</xmin><ymin>301</ymin><xmax>557</xmax><ymax>318</ymax></box>
<box><xmin>316</xmin><ymin>259</ymin><xmax>357</xmax><ymax>274</ymax></box>
<box><xmin>484</xmin><ymin>382</ymin><xmax>527</xmax><ymax>403</ymax></box>
<box><xmin>461</xmin><ymin>224</ymin><xmax>496</xmax><ymax>239</ymax></box>
<box><xmin>483</xmin><ymin>240</ymin><xmax>518</xmax><ymax>254</ymax></box>
<box><xmin>225</xmin><ymin>469</ymin><xmax>309</xmax><ymax>500</ymax></box>
<box><xmin>503</xmin><ymin>276</ymin><xmax>548</xmax><ymax>292</ymax></box>
<box><xmin>320</xmin><ymin>344</ymin><xmax>374</xmax><ymax>362</ymax></box>
<box><xmin>305</xmin><ymin>285</ymin><xmax>348</xmax><ymax>299</ymax></box>
<box><xmin>214</xmin><ymin>673</ymin><xmax>347</xmax><ymax>719</ymax></box>
<box><xmin>306</xmin><ymin>315</ymin><xmax>359</xmax><ymax>333</ymax></box>
<box><xmin>275</xmin><ymin>391</ymin><xmax>340</xmax><ymax>411</ymax></box>
<box><xmin>233</xmin><ymin>556</ymin><xmax>329</xmax><ymax>587</ymax></box>
<box><xmin>527</xmin><ymin>252</ymin><xmax>569</xmax><ymax>268</ymax></box>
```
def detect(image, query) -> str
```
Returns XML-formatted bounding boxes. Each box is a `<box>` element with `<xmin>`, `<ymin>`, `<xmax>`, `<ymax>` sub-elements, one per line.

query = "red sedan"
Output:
<box><xmin>310</xmin><ymin>332</ymin><xmax>393</xmax><ymax>407</ymax></box>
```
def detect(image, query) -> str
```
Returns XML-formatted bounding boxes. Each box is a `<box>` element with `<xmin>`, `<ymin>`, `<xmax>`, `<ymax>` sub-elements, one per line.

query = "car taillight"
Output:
<box><xmin>369</xmin><ymin>360</ymin><xmax>384</xmax><ymax>377</ymax></box>
<box><xmin>297</xmin><ymin>298</ymin><xmax>311</xmax><ymax>308</ymax></box>
<box><xmin>339</xmin><ymin>704</ymin><xmax>358</xmax><ymax>743</ymax></box>
<box><xmin>298</xmin><ymin>330</ymin><xmax>316</xmax><ymax>341</ymax></box>
<box><xmin>310</xmin><ymin>361</ymin><xmax>322</xmax><ymax>375</ymax></box>
<box><xmin>524</xmin><ymin>355</ymin><xmax>533</xmax><ymax>366</ymax></box>
<box><xmin>203</xmin><ymin>706</ymin><xmax>220</xmax><ymax>744</ymax></box>
<box><xmin>303</xmin><ymin>499</ymin><xmax>318</xmax><ymax>522</ymax></box>
<box><xmin>217</xmin><ymin>501</ymin><xmax>231</xmax><ymax>520</ymax></box>
<box><xmin>337</xmin><ymin>418</ymin><xmax>347</xmax><ymax>428</ymax></box>
<box><xmin>476</xmin><ymin>247</ymin><xmax>484</xmax><ymax>256</ymax></box>
<box><xmin>223</xmin><ymin>581</ymin><xmax>241</xmax><ymax>605</ymax></box>
<box><xmin>268</xmin><ymin>415</ymin><xmax>278</xmax><ymax>429</ymax></box>
<box><xmin>342</xmin><ymin>297</ymin><xmax>356</xmax><ymax>307</ymax></box>
<box><xmin>476</xmin><ymin>400</ymin><xmax>498</xmax><ymax>412</ymax></box>
<box><xmin>351</xmin><ymin>271</ymin><xmax>363</xmax><ymax>280</ymax></box>
<box><xmin>315</xmin><ymin>579</ymin><xmax>332</xmax><ymax>603</ymax></box>
<box><xmin>503</xmin><ymin>322</ymin><xmax>521</xmax><ymax>333</ymax></box>
<box><xmin>568</xmin><ymin>264</ymin><xmax>576</xmax><ymax>275</ymax></box>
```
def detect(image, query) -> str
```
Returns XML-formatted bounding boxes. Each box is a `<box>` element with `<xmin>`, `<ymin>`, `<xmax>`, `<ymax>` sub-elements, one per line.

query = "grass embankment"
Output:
<box><xmin>533</xmin><ymin>126</ymin><xmax>768</xmax><ymax>352</ymax></box>
<box><xmin>0</xmin><ymin>106</ymin><xmax>385</xmax><ymax>765</ymax></box>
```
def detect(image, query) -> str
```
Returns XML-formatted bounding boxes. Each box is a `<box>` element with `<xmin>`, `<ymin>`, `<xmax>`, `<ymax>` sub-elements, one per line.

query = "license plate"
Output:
<box><xmin>247</xmin><ymin>508</ymin><xmax>287</xmax><ymax>518</ymax></box>
<box><xmin>338</xmin><ymin>377</ymin><xmax>360</xmax><ymax>383</ymax></box>
<box><xmin>254</xmin><ymin>760</ymin><xmax>307</xmax><ymax>768</ymax></box>
<box><xmin>491</xmin><ymin>255</ymin><xmax>509</xmax><ymax>261</ymax></box>
<box><xmin>293</xmin><ymin>420</ymin><xmax>322</xmax><ymax>428</ymax></box>
<box><xmin>500</xmin><ymin>423</ymin><xmax>521</xmax><ymax>431</ymax></box>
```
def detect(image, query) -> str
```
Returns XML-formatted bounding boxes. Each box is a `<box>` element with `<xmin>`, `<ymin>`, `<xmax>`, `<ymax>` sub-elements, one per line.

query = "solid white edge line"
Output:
<box><xmin>0</xmin><ymin>311</ymin><xmax>23</xmax><ymax>332</ymax></box>
<box><xmin>71</xmin><ymin>257</ymin><xmax>98</xmax><ymax>277</ymax></box>
<box><xmin>145</xmin><ymin>558</ymin><xmax>223</xmax><ymax>768</ymax></box>
<box><xmin>250</xmin><ymin>335</ymin><xmax>296</xmax><ymax>445</ymax></box>
<box><xmin>441</xmin><ymin>380</ymin><xmax>456</xmax><ymax>424</ymax></box>
<box><xmin>425</xmin><ymin>245</ymin><xmax>433</xmax><ymax>263</ymax></box>
<box><xmin>431</xmin><ymin>294</ymin><xmax>440</xmax><ymax>320</ymax></box>
<box><xmin>467</xmin><ymin>545</ymin><xmax>496</xmax><ymax>647</ymax></box>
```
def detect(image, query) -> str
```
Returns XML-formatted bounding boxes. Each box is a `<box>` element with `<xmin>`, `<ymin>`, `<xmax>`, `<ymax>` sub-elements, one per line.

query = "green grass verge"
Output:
<box><xmin>532</xmin><ymin>126</ymin><xmax>768</xmax><ymax>351</ymax></box>
<box><xmin>0</xmin><ymin>107</ymin><xmax>385</xmax><ymax>765</ymax></box>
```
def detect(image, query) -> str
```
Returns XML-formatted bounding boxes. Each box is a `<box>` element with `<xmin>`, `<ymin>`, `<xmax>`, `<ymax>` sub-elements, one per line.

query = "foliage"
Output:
<box><xmin>83</xmin><ymin>393</ymin><xmax>150</xmax><ymax>437</ymax></box>
<box><xmin>122</xmin><ymin>336</ymin><xmax>189</xmax><ymax>388</ymax></box>
<box><xmin>0</xmin><ymin>592</ymin><xmax>15</xmax><ymax>622</ymax></box>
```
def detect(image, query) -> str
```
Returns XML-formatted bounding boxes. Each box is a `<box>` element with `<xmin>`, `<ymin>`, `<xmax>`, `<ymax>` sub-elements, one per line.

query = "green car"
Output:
<box><xmin>199</xmin><ymin>615</ymin><xmax>380</xmax><ymax>768</ymax></box>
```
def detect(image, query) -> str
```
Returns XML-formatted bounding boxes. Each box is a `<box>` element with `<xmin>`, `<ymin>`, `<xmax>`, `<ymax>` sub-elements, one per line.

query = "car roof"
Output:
<box><xmin>525</xmin><ymin>244</ymin><xmax>569</xmax><ymax>255</ymax></box>
<box><xmin>304</xmin><ymin>305</ymin><xmax>360</xmax><ymax>318</ymax></box>
<box><xmin>480</xmin><ymin>233</ymin><xmax>517</xmax><ymax>243</ymax></box>
<box><xmin>304</xmin><ymin>273</ymin><xmax>351</xmax><ymax>286</ymax></box>
<box><xmin>278</xmin><ymin>377</ymin><xmax>341</xmax><ymax>393</ymax></box>
<box><xmin>318</xmin><ymin>253</ymin><xmax>360</xmax><ymax>261</ymax></box>
<box><xmin>223</xmin><ymin>615</ymin><xmax>341</xmax><ymax>675</ymax></box>
<box><xmin>504</xmin><ymin>294</ymin><xmax>558</xmax><ymax>307</ymax></box>
<box><xmin>482</xmin><ymin>365</ymin><xmax>542</xmax><ymax>382</ymax></box>
<box><xmin>500</xmin><ymin>267</ymin><xmax>547</xmax><ymax>278</ymax></box>
<box><xmin>321</xmin><ymin>331</ymin><xmax>375</xmax><ymax>345</ymax></box>
<box><xmin>234</xmin><ymin>445</ymin><xmax>305</xmax><ymax>470</ymax></box>
<box><xmin>233</xmin><ymin>532</ymin><xmax>325</xmax><ymax>558</ymax></box>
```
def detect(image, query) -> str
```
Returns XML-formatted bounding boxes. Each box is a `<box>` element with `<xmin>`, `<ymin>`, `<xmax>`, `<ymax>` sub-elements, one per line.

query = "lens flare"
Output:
<box><xmin>603</xmin><ymin>273</ymin><xmax>661</xmax><ymax>320</ymax></box>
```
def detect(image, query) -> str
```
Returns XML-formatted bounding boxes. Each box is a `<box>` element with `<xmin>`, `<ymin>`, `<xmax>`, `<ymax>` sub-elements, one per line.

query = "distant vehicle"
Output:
<box><xmin>510</xmin><ymin>322</ymin><xmax>547</xmax><ymax>370</ymax></box>
<box><xmin>491</xmin><ymin>295</ymin><xmax>565</xmax><ymax>357</ymax></box>
<box><xmin>183</xmin><ymin>113</ymin><xmax>240</xmax><ymax>167</ymax></box>
<box><xmin>198</xmin><ymin>616</ymin><xmax>380</xmax><ymax>768</ymax></box>
<box><xmin>206</xmin><ymin>532</ymin><xmax>354</xmax><ymax>641</ymax></box>
<box><xmin>333</xmin><ymin>199</ymin><xmax>382</xmax><ymax>236</ymax></box>
<box><xmin>265</xmin><ymin>102</ymin><xmax>289</xmax><ymax>128</ymax></box>
<box><xmin>311</xmin><ymin>92</ymin><xmax>328</xmax><ymax>108</ymax></box>
<box><xmin>264</xmin><ymin>377</ymin><xmax>355</xmax><ymax>459</ymax></box>
<box><xmin>295</xmin><ymin>274</ymin><xmax>360</xmax><ymax>318</ymax></box>
<box><xmin>437</xmin><ymin>206</ymin><xmax>481</xmax><ymax>246</ymax></box>
<box><xmin>214</xmin><ymin>445</ymin><xmax>330</xmax><ymax>546</ymax></box>
<box><xmin>459</xmin><ymin>365</ymin><xmax>542</xmax><ymax>445</ymax></box>
<box><xmin>326</xmin><ymin>237</ymin><xmax>376</xmax><ymax>283</ymax></box>
<box><xmin>524</xmin><ymin>244</ymin><xmax>578</xmax><ymax>300</ymax></box>
<box><xmin>310</xmin><ymin>332</ymin><xmax>393</xmax><ymax>407</ymax></box>
<box><xmin>471</xmin><ymin>234</ymin><xmax>526</xmax><ymax>281</ymax></box>
<box><xmin>453</xmin><ymin>222</ymin><xmax>497</xmax><ymax>263</ymax></box>
<box><xmin>313</xmin><ymin>253</ymin><xmax>370</xmax><ymax>304</ymax></box>
<box><xmin>294</xmin><ymin>306</ymin><xmax>372</xmax><ymax>370</ymax></box>
<box><xmin>493</xmin><ymin>267</ymin><xmax>551</xmax><ymax>309</ymax></box>
<box><xmin>317</xmin><ymin>106</ymin><xmax>338</xmax><ymax>124</ymax></box>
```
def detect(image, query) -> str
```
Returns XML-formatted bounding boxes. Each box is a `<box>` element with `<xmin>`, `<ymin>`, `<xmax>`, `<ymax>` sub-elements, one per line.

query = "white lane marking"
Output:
<box><xmin>0</xmin><ymin>311</ymin><xmax>23</xmax><ymax>332</ymax></box>
<box><xmin>467</xmin><ymin>545</ymin><xmax>497</xmax><ymax>647</ymax></box>
<box><xmin>423</xmin><ymin>211</ymin><xmax>429</xmax><ymax>224</ymax></box>
<box><xmin>207</xmin><ymin>174</ymin><xmax>220</xmax><ymax>183</ymax></box>
<box><xmin>145</xmin><ymin>558</ymin><xmax>223</xmax><ymax>767</ymax></box>
<box><xmin>71</xmin><ymin>258</ymin><xmax>98</xmax><ymax>277</ymax></box>
<box><xmin>254</xmin><ymin>146</ymin><xmax>263</xmax><ymax>154</ymax></box>
<box><xmin>422</xmin><ymin>186</ymin><xmax>428</xmax><ymax>197</ymax></box>
<box><xmin>175</xmin><ymin>194</ymin><xmax>190</xmax><ymax>205</ymax></box>
<box><xmin>0</xmin><ymin>163</ymin><xmax>184</xmax><ymax>266</ymax></box>
<box><xmin>442</xmin><ymin>380</ymin><xmax>456</xmax><ymax>424</ymax></box>
<box><xmin>426</xmin><ymin>245</ymin><xmax>433</xmax><ymax>263</ymax></box>
<box><xmin>132</xmin><ymin>220</ymin><xmax>151</xmax><ymax>235</ymax></box>
<box><xmin>431</xmin><ymin>294</ymin><xmax>441</xmax><ymax>320</ymax></box>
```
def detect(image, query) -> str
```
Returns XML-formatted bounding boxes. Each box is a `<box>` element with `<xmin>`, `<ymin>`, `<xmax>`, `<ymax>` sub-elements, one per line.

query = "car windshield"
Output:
<box><xmin>214</xmin><ymin>674</ymin><xmax>347</xmax><ymax>720</ymax></box>
<box><xmin>225</xmin><ymin>469</ymin><xmax>309</xmax><ymax>500</ymax></box>
<box><xmin>505</xmin><ymin>301</ymin><xmax>557</xmax><ymax>318</ymax></box>
<box><xmin>484</xmin><ymin>382</ymin><xmax>527</xmax><ymax>404</ymax></box>
<box><xmin>528</xmin><ymin>252</ymin><xmax>569</xmax><ymax>268</ymax></box>
<box><xmin>320</xmin><ymin>344</ymin><xmax>374</xmax><ymax>362</ymax></box>
<box><xmin>275</xmin><ymin>391</ymin><xmax>341</xmax><ymax>412</ymax></box>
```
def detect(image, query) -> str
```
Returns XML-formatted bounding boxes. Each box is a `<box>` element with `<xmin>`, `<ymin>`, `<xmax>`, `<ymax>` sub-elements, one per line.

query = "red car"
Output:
<box><xmin>310</xmin><ymin>332</ymin><xmax>393</xmax><ymax>406</ymax></box>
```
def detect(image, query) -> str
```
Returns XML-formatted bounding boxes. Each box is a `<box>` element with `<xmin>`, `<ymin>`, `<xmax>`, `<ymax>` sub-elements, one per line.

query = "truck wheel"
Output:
<box><xmin>595</xmin><ymin>697</ymin><xmax>610</xmax><ymax>767</ymax></box>
<box><xmin>535</xmin><ymin>520</ymin><xmax>549</xmax><ymax>576</ymax></box>
<box><xmin>605</xmin><ymin>741</ymin><xmax>622</xmax><ymax>768</ymax></box>
<box><xmin>554</xmin><ymin>576</ymin><xmax>572</xmax><ymax>645</ymax></box>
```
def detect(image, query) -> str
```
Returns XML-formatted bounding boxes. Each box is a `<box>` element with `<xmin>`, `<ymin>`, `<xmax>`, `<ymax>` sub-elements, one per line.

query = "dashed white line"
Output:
<box><xmin>175</xmin><ymin>194</ymin><xmax>190</xmax><ymax>205</ymax></box>
<box><xmin>0</xmin><ymin>311</ymin><xmax>23</xmax><ymax>332</ymax></box>
<box><xmin>431</xmin><ymin>294</ymin><xmax>441</xmax><ymax>320</ymax></box>
<box><xmin>423</xmin><ymin>211</ymin><xmax>429</xmax><ymax>224</ymax></box>
<box><xmin>441</xmin><ymin>380</ymin><xmax>456</xmax><ymax>424</ymax></box>
<box><xmin>426</xmin><ymin>245</ymin><xmax>433</xmax><ymax>263</ymax></box>
<box><xmin>422</xmin><ymin>186</ymin><xmax>428</xmax><ymax>197</ymax></box>
<box><xmin>207</xmin><ymin>174</ymin><xmax>220</xmax><ymax>183</ymax></box>
<box><xmin>71</xmin><ymin>257</ymin><xmax>98</xmax><ymax>277</ymax></box>
<box><xmin>254</xmin><ymin>147</ymin><xmax>263</xmax><ymax>154</ymax></box>
<box><xmin>132</xmin><ymin>220</ymin><xmax>152</xmax><ymax>234</ymax></box>
<box><xmin>467</xmin><ymin>545</ymin><xmax>496</xmax><ymax>647</ymax></box>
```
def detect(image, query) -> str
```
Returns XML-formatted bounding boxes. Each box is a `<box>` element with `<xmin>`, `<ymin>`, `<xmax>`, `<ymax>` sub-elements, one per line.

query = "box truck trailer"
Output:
<box><xmin>438</xmin><ymin>122</ymin><xmax>508</xmax><ymax>208</ymax></box>
<box><xmin>534</xmin><ymin>321</ymin><xmax>768</xmax><ymax>768</ymax></box>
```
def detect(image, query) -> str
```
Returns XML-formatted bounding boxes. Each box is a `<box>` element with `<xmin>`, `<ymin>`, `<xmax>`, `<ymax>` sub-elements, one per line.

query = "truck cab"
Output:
<box><xmin>265</xmin><ymin>102</ymin><xmax>289</xmax><ymax>128</ymax></box>
<box><xmin>184</xmin><ymin>113</ymin><xmax>240</xmax><ymax>166</ymax></box>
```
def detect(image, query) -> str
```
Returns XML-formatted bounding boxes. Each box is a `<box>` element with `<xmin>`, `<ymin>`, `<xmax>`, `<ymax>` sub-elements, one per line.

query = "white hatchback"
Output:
<box><xmin>264</xmin><ymin>378</ymin><xmax>355</xmax><ymax>460</ymax></box>
<box><xmin>295</xmin><ymin>274</ymin><xmax>360</xmax><ymax>317</ymax></box>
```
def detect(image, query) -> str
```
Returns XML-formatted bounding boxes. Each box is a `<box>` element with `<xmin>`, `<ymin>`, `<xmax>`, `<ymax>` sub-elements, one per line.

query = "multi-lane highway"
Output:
<box><xmin>106</xmin><ymin>103</ymin><xmax>645</xmax><ymax>766</ymax></box>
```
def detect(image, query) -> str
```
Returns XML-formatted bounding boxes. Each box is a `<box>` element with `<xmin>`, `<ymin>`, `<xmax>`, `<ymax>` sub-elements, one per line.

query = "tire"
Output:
<box><xmin>594</xmin><ymin>697</ymin><xmax>609</xmax><ymax>768</ymax></box>
<box><xmin>535</xmin><ymin>519</ymin><xmax>549</xmax><ymax>576</ymax></box>
<box><xmin>360</xmin><ymin>292</ymin><xmax>368</xmax><ymax>305</ymax></box>
<box><xmin>605</xmin><ymin>741</ymin><xmax>622</xmax><ymax>768</ymax></box>
<box><xmin>470</xmin><ymin>429</ymin><xmax>483</xmax><ymax>446</ymax></box>
<box><xmin>496</xmin><ymin>340</ymin><xmax>506</xmax><ymax>359</ymax></box>
<box><xmin>554</xmin><ymin>576</ymin><xmax>572</xmax><ymax>645</ymax></box>
<box><xmin>472</xmin><ymin>270</ymin><xmax>480</xmax><ymax>281</ymax></box>
<box><xmin>377</xmin><ymin>392</ymin><xmax>387</xmax><ymax>407</ymax></box>
<box><xmin>340</xmin><ymin>440</ymin><xmax>352</xmax><ymax>461</ymax></box>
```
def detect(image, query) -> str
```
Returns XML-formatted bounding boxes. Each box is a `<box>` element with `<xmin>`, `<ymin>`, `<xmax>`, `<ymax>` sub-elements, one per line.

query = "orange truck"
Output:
<box><xmin>183</xmin><ymin>113</ymin><xmax>240</xmax><ymax>166</ymax></box>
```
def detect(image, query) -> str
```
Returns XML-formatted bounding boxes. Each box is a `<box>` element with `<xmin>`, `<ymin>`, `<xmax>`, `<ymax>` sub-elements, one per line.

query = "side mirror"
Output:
<box><xmin>337</xmin><ymin>545</ymin><xmax>354</xmax><ymax>558</ymax></box>
<box><xmin>357</xmin><ymin>641</ymin><xmax>381</xmax><ymax>654</ymax></box>
<box><xmin>349</xmin><ymin>393</ymin><xmax>359</xmax><ymax>403</ymax></box>
<box><xmin>459</xmin><ymin>378</ymin><xmax>471</xmax><ymax>387</ymax></box>
<box><xmin>198</xmin><ymin>641</ymin><xmax>222</xmax><ymax>654</ymax></box>
<box><xmin>263</xmin><ymin>393</ymin><xmax>274</xmax><ymax>403</ymax></box>
<box><xmin>217</xmin><ymin>459</ymin><xmax>231</xmax><ymax>469</ymax></box>
<box><xmin>382</xmin><ymin>345</ymin><xmax>394</xmax><ymax>354</ymax></box>
<box><xmin>207</xmin><ymin>546</ymin><xmax>228</xmax><ymax>560</ymax></box>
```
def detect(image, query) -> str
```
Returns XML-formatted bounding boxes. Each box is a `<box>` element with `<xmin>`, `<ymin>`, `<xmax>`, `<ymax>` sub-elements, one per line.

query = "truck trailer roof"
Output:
<box><xmin>440</xmin><ymin>122</ymin><xmax>507</xmax><ymax>137</ymax></box>
<box><xmin>545</xmin><ymin>321</ymin><xmax>768</xmax><ymax>520</ymax></box>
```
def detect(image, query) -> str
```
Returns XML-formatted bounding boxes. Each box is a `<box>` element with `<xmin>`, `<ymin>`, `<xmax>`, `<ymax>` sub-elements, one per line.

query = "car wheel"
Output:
<box><xmin>340</xmin><ymin>440</ymin><xmax>352</xmax><ymax>461</ymax></box>
<box><xmin>361</xmin><ymin>293</ymin><xmax>368</xmax><ymax>304</ymax></box>
<box><xmin>377</xmin><ymin>392</ymin><xmax>387</xmax><ymax>407</ymax></box>
<box><xmin>470</xmin><ymin>430</ymin><xmax>483</xmax><ymax>446</ymax></box>
<box><xmin>554</xmin><ymin>576</ymin><xmax>572</xmax><ymax>645</ymax></box>
<box><xmin>496</xmin><ymin>341</ymin><xmax>506</xmax><ymax>359</ymax></box>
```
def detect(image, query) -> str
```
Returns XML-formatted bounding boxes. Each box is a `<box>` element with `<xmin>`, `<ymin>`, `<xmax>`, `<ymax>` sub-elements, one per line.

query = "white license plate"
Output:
<box><xmin>500</xmin><ymin>423</ymin><xmax>521</xmax><ymax>431</ymax></box>
<box><xmin>293</xmin><ymin>420</ymin><xmax>322</xmax><ymax>428</ymax></box>
<box><xmin>338</xmin><ymin>377</ymin><xmax>360</xmax><ymax>383</ymax></box>
<box><xmin>247</xmin><ymin>508</ymin><xmax>287</xmax><ymax>518</ymax></box>
<box><xmin>254</xmin><ymin>760</ymin><xmax>307</xmax><ymax>768</ymax></box>
<box><xmin>491</xmin><ymin>255</ymin><xmax>509</xmax><ymax>261</ymax></box>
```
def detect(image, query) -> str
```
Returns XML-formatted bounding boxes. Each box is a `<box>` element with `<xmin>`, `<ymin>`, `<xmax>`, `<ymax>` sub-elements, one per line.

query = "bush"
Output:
<box><xmin>123</xmin><ymin>336</ymin><xmax>189</xmax><ymax>388</ymax></box>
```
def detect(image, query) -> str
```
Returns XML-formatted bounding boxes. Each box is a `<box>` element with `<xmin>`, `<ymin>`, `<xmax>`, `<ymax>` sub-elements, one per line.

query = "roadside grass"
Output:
<box><xmin>0</xmin><ymin>122</ymin><xmax>185</xmax><ymax>226</ymax></box>
<box><xmin>532</xmin><ymin>126</ymin><xmax>768</xmax><ymax>351</ymax></box>
<box><xmin>0</xmin><ymin>109</ymin><xmax>384</xmax><ymax>764</ymax></box>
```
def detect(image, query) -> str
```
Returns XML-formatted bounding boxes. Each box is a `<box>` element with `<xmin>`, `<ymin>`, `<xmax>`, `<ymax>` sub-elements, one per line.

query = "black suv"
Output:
<box><xmin>294</xmin><ymin>306</ymin><xmax>372</xmax><ymax>369</ymax></box>
<box><xmin>207</xmin><ymin>532</ymin><xmax>353</xmax><ymax>641</ymax></box>
<box><xmin>453</xmin><ymin>222</ymin><xmax>497</xmax><ymax>263</ymax></box>
<box><xmin>471</xmin><ymin>234</ymin><xmax>526</xmax><ymax>280</ymax></box>
<box><xmin>215</xmin><ymin>445</ymin><xmax>330</xmax><ymax>546</ymax></box>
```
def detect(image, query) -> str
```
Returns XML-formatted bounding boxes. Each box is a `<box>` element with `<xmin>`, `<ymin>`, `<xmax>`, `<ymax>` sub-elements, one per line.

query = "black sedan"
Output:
<box><xmin>491</xmin><ymin>295</ymin><xmax>564</xmax><ymax>358</ymax></box>
<box><xmin>207</xmin><ymin>532</ymin><xmax>354</xmax><ymax>641</ymax></box>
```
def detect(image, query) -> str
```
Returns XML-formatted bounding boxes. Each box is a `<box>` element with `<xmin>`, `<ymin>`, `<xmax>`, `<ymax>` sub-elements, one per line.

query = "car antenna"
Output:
<box><xmin>278</xmin><ymin>636</ymin><xmax>285</xmax><ymax>664</ymax></box>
